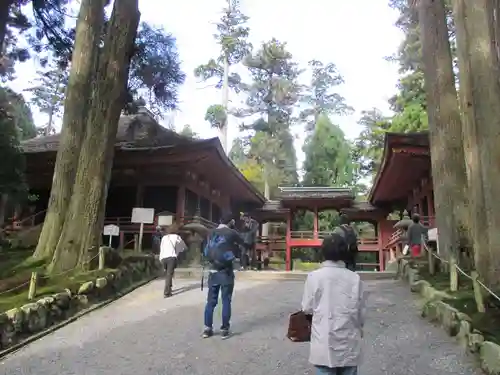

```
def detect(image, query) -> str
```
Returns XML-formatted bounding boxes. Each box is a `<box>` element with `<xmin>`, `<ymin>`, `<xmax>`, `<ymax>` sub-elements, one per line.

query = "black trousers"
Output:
<box><xmin>161</xmin><ymin>257</ymin><xmax>177</xmax><ymax>295</ymax></box>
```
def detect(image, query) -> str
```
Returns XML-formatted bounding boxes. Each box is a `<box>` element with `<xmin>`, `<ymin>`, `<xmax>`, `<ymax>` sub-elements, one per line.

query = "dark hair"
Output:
<box><xmin>412</xmin><ymin>213</ymin><xmax>420</xmax><ymax>223</ymax></box>
<box><xmin>220</xmin><ymin>213</ymin><xmax>235</xmax><ymax>225</ymax></box>
<box><xmin>320</xmin><ymin>233</ymin><xmax>349</xmax><ymax>262</ymax></box>
<box><xmin>339</xmin><ymin>214</ymin><xmax>350</xmax><ymax>226</ymax></box>
<box><xmin>165</xmin><ymin>223</ymin><xmax>179</xmax><ymax>234</ymax></box>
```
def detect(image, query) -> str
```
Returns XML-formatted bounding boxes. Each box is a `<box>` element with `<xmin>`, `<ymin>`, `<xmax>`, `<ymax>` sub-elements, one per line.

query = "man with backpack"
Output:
<box><xmin>202</xmin><ymin>213</ymin><xmax>243</xmax><ymax>339</ymax></box>
<box><xmin>240</xmin><ymin>212</ymin><xmax>259</xmax><ymax>270</ymax></box>
<box><xmin>334</xmin><ymin>214</ymin><xmax>359</xmax><ymax>271</ymax></box>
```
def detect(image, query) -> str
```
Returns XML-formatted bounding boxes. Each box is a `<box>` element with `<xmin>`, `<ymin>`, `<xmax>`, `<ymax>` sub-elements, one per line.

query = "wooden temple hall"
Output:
<box><xmin>19</xmin><ymin>107</ymin><xmax>436</xmax><ymax>271</ymax></box>
<box><xmin>21</xmin><ymin>108</ymin><xmax>266</xmax><ymax>248</ymax></box>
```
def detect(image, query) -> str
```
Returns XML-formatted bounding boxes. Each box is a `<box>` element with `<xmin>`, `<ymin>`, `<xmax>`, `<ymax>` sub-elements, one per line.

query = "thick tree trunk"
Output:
<box><xmin>452</xmin><ymin>0</ymin><xmax>500</xmax><ymax>288</ymax></box>
<box><xmin>417</xmin><ymin>0</ymin><xmax>468</xmax><ymax>258</ymax></box>
<box><xmin>32</xmin><ymin>0</ymin><xmax>106</xmax><ymax>261</ymax></box>
<box><xmin>48</xmin><ymin>0</ymin><xmax>140</xmax><ymax>273</ymax></box>
<box><xmin>452</xmin><ymin>0</ymin><xmax>490</xmax><ymax>284</ymax></box>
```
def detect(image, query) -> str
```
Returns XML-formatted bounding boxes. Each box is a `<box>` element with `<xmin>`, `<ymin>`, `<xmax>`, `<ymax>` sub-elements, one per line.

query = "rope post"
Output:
<box><xmin>449</xmin><ymin>255</ymin><xmax>458</xmax><ymax>292</ymax></box>
<box><xmin>427</xmin><ymin>245</ymin><xmax>435</xmax><ymax>275</ymax></box>
<box><xmin>28</xmin><ymin>271</ymin><xmax>38</xmax><ymax>300</ymax></box>
<box><xmin>98</xmin><ymin>246</ymin><xmax>106</xmax><ymax>270</ymax></box>
<box><xmin>471</xmin><ymin>271</ymin><xmax>486</xmax><ymax>313</ymax></box>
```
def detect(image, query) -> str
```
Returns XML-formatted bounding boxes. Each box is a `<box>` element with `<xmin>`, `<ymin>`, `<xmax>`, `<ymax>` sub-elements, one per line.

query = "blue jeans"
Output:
<box><xmin>315</xmin><ymin>366</ymin><xmax>358</xmax><ymax>375</ymax></box>
<box><xmin>203</xmin><ymin>282</ymin><xmax>234</xmax><ymax>330</ymax></box>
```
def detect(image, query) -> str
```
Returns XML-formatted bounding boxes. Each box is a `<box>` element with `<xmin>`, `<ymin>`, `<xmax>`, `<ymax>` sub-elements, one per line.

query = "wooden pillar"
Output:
<box><xmin>119</xmin><ymin>231</ymin><xmax>125</xmax><ymax>251</ymax></box>
<box><xmin>377</xmin><ymin>221</ymin><xmax>385</xmax><ymax>271</ymax></box>
<box><xmin>135</xmin><ymin>185</ymin><xmax>144</xmax><ymax>207</ymax></box>
<box><xmin>176</xmin><ymin>185</ymin><xmax>186</xmax><ymax>224</ymax></box>
<box><xmin>286</xmin><ymin>210</ymin><xmax>292</xmax><ymax>271</ymax></box>
<box><xmin>313</xmin><ymin>206</ymin><xmax>319</xmax><ymax>239</ymax></box>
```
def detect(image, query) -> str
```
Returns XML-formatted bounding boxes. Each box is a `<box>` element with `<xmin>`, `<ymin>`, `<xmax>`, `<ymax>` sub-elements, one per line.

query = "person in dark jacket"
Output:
<box><xmin>333</xmin><ymin>214</ymin><xmax>359</xmax><ymax>271</ymax></box>
<box><xmin>240</xmin><ymin>212</ymin><xmax>259</xmax><ymax>270</ymax></box>
<box><xmin>202</xmin><ymin>213</ymin><xmax>243</xmax><ymax>339</ymax></box>
<box><xmin>406</xmin><ymin>213</ymin><xmax>428</xmax><ymax>258</ymax></box>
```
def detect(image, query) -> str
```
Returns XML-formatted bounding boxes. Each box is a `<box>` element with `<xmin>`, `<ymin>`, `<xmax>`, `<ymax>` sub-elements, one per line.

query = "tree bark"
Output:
<box><xmin>32</xmin><ymin>0</ymin><xmax>106</xmax><ymax>261</ymax></box>
<box><xmin>48</xmin><ymin>0</ymin><xmax>140</xmax><ymax>273</ymax></box>
<box><xmin>417</xmin><ymin>0</ymin><xmax>469</xmax><ymax>259</ymax></box>
<box><xmin>452</xmin><ymin>0</ymin><xmax>490</xmax><ymax>284</ymax></box>
<box><xmin>452</xmin><ymin>0</ymin><xmax>500</xmax><ymax>288</ymax></box>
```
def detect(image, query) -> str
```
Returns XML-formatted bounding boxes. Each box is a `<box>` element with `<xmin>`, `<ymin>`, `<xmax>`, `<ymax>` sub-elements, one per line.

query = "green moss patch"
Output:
<box><xmin>418</xmin><ymin>267</ymin><xmax>500</xmax><ymax>345</ymax></box>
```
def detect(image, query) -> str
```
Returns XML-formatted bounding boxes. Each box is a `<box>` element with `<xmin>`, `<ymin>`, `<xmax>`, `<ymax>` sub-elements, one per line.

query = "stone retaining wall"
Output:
<box><xmin>0</xmin><ymin>255</ymin><xmax>162</xmax><ymax>351</ymax></box>
<box><xmin>399</xmin><ymin>259</ymin><xmax>500</xmax><ymax>375</ymax></box>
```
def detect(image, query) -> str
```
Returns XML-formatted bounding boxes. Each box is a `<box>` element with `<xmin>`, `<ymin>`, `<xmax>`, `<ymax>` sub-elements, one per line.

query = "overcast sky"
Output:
<box><xmin>9</xmin><ymin>0</ymin><xmax>404</xmax><ymax>169</ymax></box>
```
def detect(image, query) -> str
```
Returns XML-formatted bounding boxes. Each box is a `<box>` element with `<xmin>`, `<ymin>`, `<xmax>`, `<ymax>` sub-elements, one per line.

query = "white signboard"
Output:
<box><xmin>157</xmin><ymin>215</ymin><xmax>173</xmax><ymax>226</ymax></box>
<box><xmin>131</xmin><ymin>207</ymin><xmax>155</xmax><ymax>224</ymax></box>
<box><xmin>103</xmin><ymin>224</ymin><xmax>120</xmax><ymax>237</ymax></box>
<box><xmin>428</xmin><ymin>227</ymin><xmax>438</xmax><ymax>242</ymax></box>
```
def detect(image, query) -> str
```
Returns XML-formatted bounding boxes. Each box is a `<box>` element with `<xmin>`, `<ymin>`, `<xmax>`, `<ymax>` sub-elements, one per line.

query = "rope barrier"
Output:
<box><xmin>421</xmin><ymin>239</ymin><xmax>500</xmax><ymax>303</ymax></box>
<box><xmin>0</xmin><ymin>250</ymin><xmax>102</xmax><ymax>296</ymax></box>
<box><xmin>0</xmin><ymin>280</ymin><xmax>31</xmax><ymax>296</ymax></box>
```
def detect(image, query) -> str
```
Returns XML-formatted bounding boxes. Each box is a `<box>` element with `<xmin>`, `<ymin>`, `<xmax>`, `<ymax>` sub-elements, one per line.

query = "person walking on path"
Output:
<box><xmin>406</xmin><ymin>213</ymin><xmax>428</xmax><ymax>258</ymax></box>
<box><xmin>333</xmin><ymin>214</ymin><xmax>359</xmax><ymax>271</ymax></box>
<box><xmin>159</xmin><ymin>224</ymin><xmax>187</xmax><ymax>298</ymax></box>
<box><xmin>239</xmin><ymin>212</ymin><xmax>259</xmax><ymax>270</ymax></box>
<box><xmin>302</xmin><ymin>233</ymin><xmax>367</xmax><ymax>375</ymax></box>
<box><xmin>202</xmin><ymin>213</ymin><xmax>243</xmax><ymax>339</ymax></box>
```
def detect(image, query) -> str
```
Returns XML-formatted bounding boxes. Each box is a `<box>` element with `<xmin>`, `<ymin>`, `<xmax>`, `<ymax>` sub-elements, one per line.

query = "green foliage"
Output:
<box><xmin>204</xmin><ymin>104</ymin><xmax>227</xmax><ymax>129</ymax></box>
<box><xmin>300</xmin><ymin>60</ymin><xmax>353</xmax><ymax>132</ymax></box>
<box><xmin>0</xmin><ymin>87</ymin><xmax>36</xmax><ymax>140</ymax></box>
<box><xmin>24</xmin><ymin>62</ymin><xmax>68</xmax><ymax>135</ymax></box>
<box><xmin>235</xmin><ymin>39</ymin><xmax>301</xmax><ymax>195</ymax></box>
<box><xmin>0</xmin><ymin>88</ymin><xmax>27</xmax><ymax>198</ymax></box>
<box><xmin>1</xmin><ymin>3</ymin><xmax>185</xmax><ymax>113</ymax></box>
<box><xmin>303</xmin><ymin>114</ymin><xmax>353</xmax><ymax>187</ymax></box>
<box><xmin>193</xmin><ymin>0</ymin><xmax>251</xmax><ymax>91</ymax></box>
<box><xmin>228</xmin><ymin>137</ymin><xmax>247</xmax><ymax>165</ymax></box>
<box><xmin>179</xmin><ymin>124</ymin><xmax>198</xmax><ymax>139</ymax></box>
<box><xmin>127</xmin><ymin>23</ymin><xmax>186</xmax><ymax>114</ymax></box>
<box><xmin>353</xmin><ymin>1</ymin><xmax>432</xmax><ymax>182</ymax></box>
<box><xmin>352</xmin><ymin>109</ymin><xmax>392</xmax><ymax>180</ymax></box>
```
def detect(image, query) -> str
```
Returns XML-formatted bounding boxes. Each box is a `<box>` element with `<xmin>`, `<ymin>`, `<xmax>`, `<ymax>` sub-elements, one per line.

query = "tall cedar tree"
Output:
<box><xmin>417</xmin><ymin>0</ymin><xmax>468</xmax><ymax>266</ymax></box>
<box><xmin>25</xmin><ymin>62</ymin><xmax>68</xmax><ymax>135</ymax></box>
<box><xmin>453</xmin><ymin>0</ymin><xmax>500</xmax><ymax>288</ymax></box>
<box><xmin>299</xmin><ymin>60</ymin><xmax>353</xmax><ymax>133</ymax></box>
<box><xmin>194</xmin><ymin>0</ymin><xmax>251</xmax><ymax>152</ymax></box>
<box><xmin>303</xmin><ymin>115</ymin><xmax>353</xmax><ymax>187</ymax></box>
<box><xmin>236</xmin><ymin>39</ymin><xmax>300</xmax><ymax>198</ymax></box>
<box><xmin>45</xmin><ymin>0</ymin><xmax>140</xmax><ymax>272</ymax></box>
<box><xmin>32</xmin><ymin>0</ymin><xmax>106</xmax><ymax>262</ymax></box>
<box><xmin>0</xmin><ymin>87</ymin><xmax>35</xmax><ymax>226</ymax></box>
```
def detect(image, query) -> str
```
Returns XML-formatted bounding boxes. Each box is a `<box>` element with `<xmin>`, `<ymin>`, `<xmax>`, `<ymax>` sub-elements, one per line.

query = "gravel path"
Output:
<box><xmin>0</xmin><ymin>278</ymin><xmax>482</xmax><ymax>375</ymax></box>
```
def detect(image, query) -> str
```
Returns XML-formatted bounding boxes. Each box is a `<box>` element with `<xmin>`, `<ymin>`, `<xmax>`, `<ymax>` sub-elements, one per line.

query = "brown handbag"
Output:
<box><xmin>287</xmin><ymin>311</ymin><xmax>312</xmax><ymax>342</ymax></box>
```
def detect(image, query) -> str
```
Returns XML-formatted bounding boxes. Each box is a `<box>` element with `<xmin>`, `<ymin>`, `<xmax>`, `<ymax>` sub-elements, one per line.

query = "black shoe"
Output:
<box><xmin>164</xmin><ymin>293</ymin><xmax>172</xmax><ymax>298</ymax></box>
<box><xmin>202</xmin><ymin>328</ymin><xmax>213</xmax><ymax>338</ymax></box>
<box><xmin>220</xmin><ymin>329</ymin><xmax>231</xmax><ymax>340</ymax></box>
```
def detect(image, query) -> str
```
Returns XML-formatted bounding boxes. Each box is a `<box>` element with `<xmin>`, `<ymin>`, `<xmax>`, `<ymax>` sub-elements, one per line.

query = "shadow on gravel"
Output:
<box><xmin>172</xmin><ymin>283</ymin><xmax>201</xmax><ymax>296</ymax></box>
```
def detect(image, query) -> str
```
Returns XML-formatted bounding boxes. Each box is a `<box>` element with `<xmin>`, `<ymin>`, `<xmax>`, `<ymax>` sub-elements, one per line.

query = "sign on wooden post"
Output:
<box><xmin>103</xmin><ymin>224</ymin><xmax>120</xmax><ymax>247</ymax></box>
<box><xmin>131</xmin><ymin>208</ymin><xmax>155</xmax><ymax>252</ymax></box>
<box><xmin>157</xmin><ymin>215</ymin><xmax>173</xmax><ymax>227</ymax></box>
